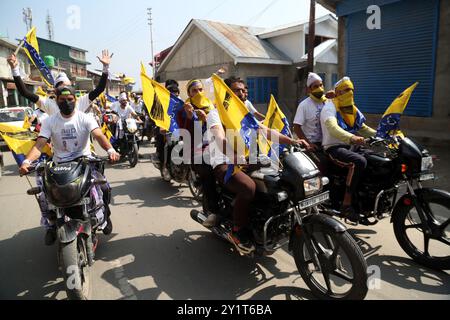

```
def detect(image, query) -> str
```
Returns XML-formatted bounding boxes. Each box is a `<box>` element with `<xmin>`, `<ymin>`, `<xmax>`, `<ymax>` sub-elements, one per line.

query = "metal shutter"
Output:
<box><xmin>345</xmin><ymin>0</ymin><xmax>439</xmax><ymax>117</ymax></box>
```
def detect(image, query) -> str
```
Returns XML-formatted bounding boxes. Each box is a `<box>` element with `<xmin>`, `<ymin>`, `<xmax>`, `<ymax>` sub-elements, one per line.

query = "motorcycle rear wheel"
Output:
<box><xmin>188</xmin><ymin>170</ymin><xmax>203</xmax><ymax>202</ymax></box>
<box><xmin>59</xmin><ymin>237</ymin><xmax>92</xmax><ymax>300</ymax></box>
<box><xmin>293</xmin><ymin>228</ymin><xmax>368</xmax><ymax>300</ymax></box>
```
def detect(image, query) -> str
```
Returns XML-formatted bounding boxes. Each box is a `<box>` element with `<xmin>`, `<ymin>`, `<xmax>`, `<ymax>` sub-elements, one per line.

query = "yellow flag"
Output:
<box><xmin>35</xmin><ymin>86</ymin><xmax>47</xmax><ymax>97</ymax></box>
<box><xmin>23</xmin><ymin>27</ymin><xmax>40</xmax><ymax>64</ymax></box>
<box><xmin>0</xmin><ymin>123</ymin><xmax>28</xmax><ymax>134</ymax></box>
<box><xmin>140</xmin><ymin>62</ymin><xmax>171</xmax><ymax>131</ymax></box>
<box><xmin>382</xmin><ymin>82</ymin><xmax>419</xmax><ymax>118</ymax></box>
<box><xmin>102</xmin><ymin>123</ymin><xmax>113</xmax><ymax>140</ymax></box>
<box><xmin>0</xmin><ymin>132</ymin><xmax>52</xmax><ymax>166</ymax></box>
<box><xmin>23</xmin><ymin>114</ymin><xmax>31</xmax><ymax>130</ymax></box>
<box><xmin>259</xmin><ymin>95</ymin><xmax>291</xmax><ymax>155</ymax></box>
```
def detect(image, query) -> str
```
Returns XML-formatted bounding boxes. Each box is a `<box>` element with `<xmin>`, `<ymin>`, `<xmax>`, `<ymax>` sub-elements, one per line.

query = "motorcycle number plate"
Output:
<box><xmin>420</xmin><ymin>173</ymin><xmax>435</xmax><ymax>182</ymax></box>
<box><xmin>299</xmin><ymin>192</ymin><xmax>330</xmax><ymax>210</ymax></box>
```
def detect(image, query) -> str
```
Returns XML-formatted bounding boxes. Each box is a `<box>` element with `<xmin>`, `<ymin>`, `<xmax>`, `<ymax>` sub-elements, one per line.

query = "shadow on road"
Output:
<box><xmin>110</xmin><ymin>177</ymin><xmax>199</xmax><ymax>210</ymax></box>
<box><xmin>348</xmin><ymin>228</ymin><xmax>450</xmax><ymax>296</ymax></box>
<box><xmin>96</xmin><ymin>229</ymin><xmax>314</xmax><ymax>300</ymax></box>
<box><xmin>0</xmin><ymin>227</ymin><xmax>65</xmax><ymax>300</ymax></box>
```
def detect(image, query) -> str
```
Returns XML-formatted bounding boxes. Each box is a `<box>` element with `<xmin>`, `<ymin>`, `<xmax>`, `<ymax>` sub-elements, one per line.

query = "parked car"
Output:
<box><xmin>0</xmin><ymin>107</ymin><xmax>33</xmax><ymax>151</ymax></box>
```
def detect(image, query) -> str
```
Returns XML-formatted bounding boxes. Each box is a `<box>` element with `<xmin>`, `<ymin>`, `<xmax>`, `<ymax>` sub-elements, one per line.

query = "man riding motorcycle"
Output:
<box><xmin>205</xmin><ymin>77</ymin><xmax>310</xmax><ymax>254</ymax></box>
<box><xmin>320</xmin><ymin>77</ymin><xmax>376</xmax><ymax>223</ymax></box>
<box><xmin>19</xmin><ymin>86</ymin><xmax>120</xmax><ymax>245</ymax></box>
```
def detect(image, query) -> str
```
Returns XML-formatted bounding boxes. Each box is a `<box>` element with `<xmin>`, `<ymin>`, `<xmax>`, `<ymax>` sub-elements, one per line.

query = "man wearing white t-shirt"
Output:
<box><xmin>225</xmin><ymin>77</ymin><xmax>266</xmax><ymax>121</ymax></box>
<box><xmin>19</xmin><ymin>86</ymin><xmax>120</xmax><ymax>245</ymax></box>
<box><xmin>111</xmin><ymin>93</ymin><xmax>139</xmax><ymax>142</ymax></box>
<box><xmin>294</xmin><ymin>73</ymin><xmax>328</xmax><ymax>150</ymax></box>
<box><xmin>7</xmin><ymin>50</ymin><xmax>112</xmax><ymax>116</ymax></box>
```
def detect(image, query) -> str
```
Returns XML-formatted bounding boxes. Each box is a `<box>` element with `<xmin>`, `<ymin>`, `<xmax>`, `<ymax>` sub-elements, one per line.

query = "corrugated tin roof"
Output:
<box><xmin>195</xmin><ymin>19</ymin><xmax>292</xmax><ymax>64</ymax></box>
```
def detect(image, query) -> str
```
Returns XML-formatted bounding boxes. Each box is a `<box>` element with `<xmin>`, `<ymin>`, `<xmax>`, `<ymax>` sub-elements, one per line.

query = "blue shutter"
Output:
<box><xmin>344</xmin><ymin>0</ymin><xmax>439</xmax><ymax>117</ymax></box>
<box><xmin>247</xmin><ymin>78</ymin><xmax>256</xmax><ymax>103</ymax></box>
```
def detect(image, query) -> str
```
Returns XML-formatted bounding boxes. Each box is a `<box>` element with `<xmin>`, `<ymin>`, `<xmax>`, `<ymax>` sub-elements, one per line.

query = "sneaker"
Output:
<box><xmin>45</xmin><ymin>228</ymin><xmax>57</xmax><ymax>246</ymax></box>
<box><xmin>227</xmin><ymin>229</ymin><xmax>255</xmax><ymax>255</ymax></box>
<box><xmin>102</xmin><ymin>215</ymin><xmax>113</xmax><ymax>235</ymax></box>
<box><xmin>162</xmin><ymin>168</ymin><xmax>171</xmax><ymax>182</ymax></box>
<box><xmin>341</xmin><ymin>206</ymin><xmax>360</xmax><ymax>225</ymax></box>
<box><xmin>202</xmin><ymin>214</ymin><xmax>218</xmax><ymax>228</ymax></box>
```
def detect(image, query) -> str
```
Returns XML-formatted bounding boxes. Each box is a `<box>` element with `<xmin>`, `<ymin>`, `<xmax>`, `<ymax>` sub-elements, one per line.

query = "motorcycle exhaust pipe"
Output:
<box><xmin>190</xmin><ymin>210</ymin><xmax>208</xmax><ymax>225</ymax></box>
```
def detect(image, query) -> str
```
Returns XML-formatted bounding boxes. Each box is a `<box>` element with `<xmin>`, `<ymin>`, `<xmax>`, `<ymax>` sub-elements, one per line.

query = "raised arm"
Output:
<box><xmin>89</xmin><ymin>50</ymin><xmax>113</xmax><ymax>101</ymax></box>
<box><xmin>7</xmin><ymin>54</ymin><xmax>40</xmax><ymax>104</ymax></box>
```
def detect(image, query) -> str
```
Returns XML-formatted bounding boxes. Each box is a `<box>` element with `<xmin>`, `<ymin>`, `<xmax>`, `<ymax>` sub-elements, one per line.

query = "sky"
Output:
<box><xmin>0</xmin><ymin>0</ymin><xmax>331</xmax><ymax>90</ymax></box>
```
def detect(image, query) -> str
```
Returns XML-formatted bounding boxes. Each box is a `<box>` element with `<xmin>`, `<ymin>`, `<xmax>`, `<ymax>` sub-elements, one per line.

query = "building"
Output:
<box><xmin>0</xmin><ymin>38</ymin><xmax>43</xmax><ymax>107</ymax></box>
<box><xmin>37</xmin><ymin>37</ymin><xmax>92</xmax><ymax>91</ymax></box>
<box><xmin>156</xmin><ymin>15</ymin><xmax>338</xmax><ymax>118</ymax></box>
<box><xmin>317</xmin><ymin>0</ymin><xmax>449</xmax><ymax>140</ymax></box>
<box><xmin>87</xmin><ymin>69</ymin><xmax>127</xmax><ymax>97</ymax></box>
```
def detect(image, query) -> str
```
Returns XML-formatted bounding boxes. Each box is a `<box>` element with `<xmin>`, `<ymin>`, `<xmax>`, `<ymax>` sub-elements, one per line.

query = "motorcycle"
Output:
<box><xmin>24</xmin><ymin>156</ymin><xmax>112</xmax><ymax>300</ymax></box>
<box><xmin>191</xmin><ymin>146</ymin><xmax>369</xmax><ymax>300</ymax></box>
<box><xmin>151</xmin><ymin>135</ymin><xmax>203</xmax><ymax>202</ymax></box>
<box><xmin>322</xmin><ymin>136</ymin><xmax>450</xmax><ymax>270</ymax></box>
<box><xmin>104</xmin><ymin>114</ymin><xmax>139</xmax><ymax>168</ymax></box>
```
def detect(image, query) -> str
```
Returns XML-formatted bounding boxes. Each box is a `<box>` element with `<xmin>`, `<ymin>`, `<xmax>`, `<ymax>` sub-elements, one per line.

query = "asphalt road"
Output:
<box><xmin>0</xmin><ymin>142</ymin><xmax>449</xmax><ymax>300</ymax></box>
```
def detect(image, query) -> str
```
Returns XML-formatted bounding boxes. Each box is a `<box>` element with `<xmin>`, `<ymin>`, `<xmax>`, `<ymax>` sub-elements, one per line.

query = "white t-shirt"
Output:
<box><xmin>131</xmin><ymin>101</ymin><xmax>143</xmax><ymax>114</ymax></box>
<box><xmin>38</xmin><ymin>94</ymin><xmax>91</xmax><ymax>116</ymax></box>
<box><xmin>112</xmin><ymin>102</ymin><xmax>135</xmax><ymax>121</ymax></box>
<box><xmin>206</xmin><ymin>109</ymin><xmax>231</xmax><ymax>169</ymax></box>
<box><xmin>33</xmin><ymin>109</ymin><xmax>49</xmax><ymax>124</ymax></box>
<box><xmin>320</xmin><ymin>101</ymin><xmax>344</xmax><ymax>149</ymax></box>
<box><xmin>294</xmin><ymin>97</ymin><xmax>325</xmax><ymax>144</ymax></box>
<box><xmin>245</xmin><ymin>100</ymin><xmax>258</xmax><ymax>115</ymax></box>
<box><xmin>40</xmin><ymin>111</ymin><xmax>99</xmax><ymax>163</ymax></box>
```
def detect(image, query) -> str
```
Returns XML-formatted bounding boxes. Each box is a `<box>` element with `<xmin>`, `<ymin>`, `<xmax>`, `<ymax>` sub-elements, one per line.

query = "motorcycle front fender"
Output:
<box><xmin>57</xmin><ymin>219</ymin><xmax>91</xmax><ymax>244</ymax></box>
<box><xmin>391</xmin><ymin>188</ymin><xmax>450</xmax><ymax>223</ymax></box>
<box><xmin>288</xmin><ymin>214</ymin><xmax>347</xmax><ymax>251</ymax></box>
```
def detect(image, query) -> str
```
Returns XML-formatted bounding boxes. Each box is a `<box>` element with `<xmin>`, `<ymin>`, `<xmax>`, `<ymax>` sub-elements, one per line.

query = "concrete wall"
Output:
<box><xmin>0</xmin><ymin>46</ymin><xmax>30</xmax><ymax>79</ymax></box>
<box><xmin>433</xmin><ymin>0</ymin><xmax>450</xmax><ymax>119</ymax></box>
<box><xmin>162</xmin><ymin>26</ymin><xmax>233</xmax><ymax>80</ymax></box>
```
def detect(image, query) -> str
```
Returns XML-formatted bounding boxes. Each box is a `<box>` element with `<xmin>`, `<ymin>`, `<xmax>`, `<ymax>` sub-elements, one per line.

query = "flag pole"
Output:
<box><xmin>14</xmin><ymin>40</ymin><xmax>24</xmax><ymax>56</ymax></box>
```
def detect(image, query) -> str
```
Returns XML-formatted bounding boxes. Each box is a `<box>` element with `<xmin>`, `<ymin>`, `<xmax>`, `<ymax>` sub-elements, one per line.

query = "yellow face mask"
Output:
<box><xmin>334</xmin><ymin>90</ymin><xmax>357</xmax><ymax>127</ymax></box>
<box><xmin>187</xmin><ymin>92</ymin><xmax>214</xmax><ymax>114</ymax></box>
<box><xmin>310</xmin><ymin>87</ymin><xmax>326</xmax><ymax>103</ymax></box>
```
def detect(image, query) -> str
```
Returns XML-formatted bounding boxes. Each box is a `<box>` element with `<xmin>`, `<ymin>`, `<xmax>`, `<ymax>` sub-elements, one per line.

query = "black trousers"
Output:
<box><xmin>326</xmin><ymin>145</ymin><xmax>367</xmax><ymax>194</ymax></box>
<box><xmin>193</xmin><ymin>164</ymin><xmax>219</xmax><ymax>213</ymax></box>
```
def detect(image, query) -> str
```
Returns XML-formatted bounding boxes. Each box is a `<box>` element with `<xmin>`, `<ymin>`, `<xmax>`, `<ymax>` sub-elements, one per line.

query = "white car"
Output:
<box><xmin>0</xmin><ymin>106</ymin><xmax>33</xmax><ymax>150</ymax></box>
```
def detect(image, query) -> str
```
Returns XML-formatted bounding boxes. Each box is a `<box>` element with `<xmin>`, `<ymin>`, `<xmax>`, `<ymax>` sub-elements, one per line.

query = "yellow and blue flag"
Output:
<box><xmin>212</xmin><ymin>74</ymin><xmax>260</xmax><ymax>184</ymax></box>
<box><xmin>0</xmin><ymin>132</ymin><xmax>52</xmax><ymax>167</ymax></box>
<box><xmin>23</xmin><ymin>114</ymin><xmax>31</xmax><ymax>130</ymax></box>
<box><xmin>0</xmin><ymin>123</ymin><xmax>28</xmax><ymax>134</ymax></box>
<box><xmin>260</xmin><ymin>95</ymin><xmax>291</xmax><ymax>156</ymax></box>
<box><xmin>376</xmin><ymin>82</ymin><xmax>419</xmax><ymax>139</ymax></box>
<box><xmin>22</xmin><ymin>27</ymin><xmax>55</xmax><ymax>87</ymax></box>
<box><xmin>140</xmin><ymin>62</ymin><xmax>184</xmax><ymax>134</ymax></box>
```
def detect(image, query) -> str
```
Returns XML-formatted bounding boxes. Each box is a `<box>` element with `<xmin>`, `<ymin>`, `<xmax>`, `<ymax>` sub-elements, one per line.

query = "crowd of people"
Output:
<box><xmin>6</xmin><ymin>50</ymin><xmax>377</xmax><ymax>254</ymax></box>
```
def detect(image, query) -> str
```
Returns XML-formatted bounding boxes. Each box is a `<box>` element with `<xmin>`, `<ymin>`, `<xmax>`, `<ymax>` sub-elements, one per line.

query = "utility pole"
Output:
<box><xmin>22</xmin><ymin>7</ymin><xmax>33</xmax><ymax>32</ymax></box>
<box><xmin>147</xmin><ymin>8</ymin><xmax>155</xmax><ymax>78</ymax></box>
<box><xmin>307</xmin><ymin>0</ymin><xmax>316</xmax><ymax>74</ymax></box>
<box><xmin>46</xmin><ymin>10</ymin><xmax>54</xmax><ymax>41</ymax></box>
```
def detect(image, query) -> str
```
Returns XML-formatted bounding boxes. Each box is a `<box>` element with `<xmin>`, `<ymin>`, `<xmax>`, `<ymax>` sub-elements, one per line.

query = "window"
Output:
<box><xmin>246</xmin><ymin>77</ymin><xmax>278</xmax><ymax>104</ymax></box>
<box><xmin>317</xmin><ymin>73</ymin><xmax>327</xmax><ymax>89</ymax></box>
<box><xmin>332</xmin><ymin>73</ymin><xmax>338</xmax><ymax>88</ymax></box>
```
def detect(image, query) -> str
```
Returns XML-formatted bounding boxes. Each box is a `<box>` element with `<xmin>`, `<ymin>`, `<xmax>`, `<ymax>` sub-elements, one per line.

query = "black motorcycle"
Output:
<box><xmin>323</xmin><ymin>136</ymin><xmax>450</xmax><ymax>270</ymax></box>
<box><xmin>25</xmin><ymin>156</ymin><xmax>112</xmax><ymax>300</ymax></box>
<box><xmin>191</xmin><ymin>147</ymin><xmax>369</xmax><ymax>300</ymax></box>
<box><xmin>152</xmin><ymin>137</ymin><xmax>203</xmax><ymax>202</ymax></box>
<box><xmin>105</xmin><ymin>115</ymin><xmax>139</xmax><ymax>168</ymax></box>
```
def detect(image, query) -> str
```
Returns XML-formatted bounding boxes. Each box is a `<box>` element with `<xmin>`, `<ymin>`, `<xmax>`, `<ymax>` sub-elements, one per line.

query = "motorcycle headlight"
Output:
<box><xmin>421</xmin><ymin>156</ymin><xmax>434</xmax><ymax>172</ymax></box>
<box><xmin>304</xmin><ymin>177</ymin><xmax>322</xmax><ymax>197</ymax></box>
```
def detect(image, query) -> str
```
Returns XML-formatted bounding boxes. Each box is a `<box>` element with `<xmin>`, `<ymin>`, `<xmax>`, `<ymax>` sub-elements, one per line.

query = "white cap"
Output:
<box><xmin>55</xmin><ymin>72</ymin><xmax>71</xmax><ymax>86</ymax></box>
<box><xmin>307</xmin><ymin>73</ymin><xmax>323</xmax><ymax>87</ymax></box>
<box><xmin>119</xmin><ymin>93</ymin><xmax>128</xmax><ymax>101</ymax></box>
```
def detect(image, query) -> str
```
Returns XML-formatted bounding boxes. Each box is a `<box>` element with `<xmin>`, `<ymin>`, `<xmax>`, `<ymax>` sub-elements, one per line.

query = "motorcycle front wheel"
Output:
<box><xmin>293</xmin><ymin>228</ymin><xmax>368</xmax><ymax>300</ymax></box>
<box><xmin>393</xmin><ymin>191</ymin><xmax>450</xmax><ymax>270</ymax></box>
<box><xmin>128</xmin><ymin>143</ymin><xmax>139</xmax><ymax>168</ymax></box>
<box><xmin>59</xmin><ymin>236</ymin><xmax>92</xmax><ymax>300</ymax></box>
<box><xmin>188</xmin><ymin>169</ymin><xmax>203</xmax><ymax>202</ymax></box>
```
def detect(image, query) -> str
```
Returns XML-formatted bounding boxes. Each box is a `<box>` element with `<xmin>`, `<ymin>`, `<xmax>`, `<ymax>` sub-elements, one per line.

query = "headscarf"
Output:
<box><xmin>333</xmin><ymin>77</ymin><xmax>365</xmax><ymax>133</ymax></box>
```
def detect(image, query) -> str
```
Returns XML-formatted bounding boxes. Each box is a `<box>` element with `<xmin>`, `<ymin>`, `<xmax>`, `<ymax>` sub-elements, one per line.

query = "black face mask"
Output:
<box><xmin>58</xmin><ymin>100</ymin><xmax>76</xmax><ymax>116</ymax></box>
